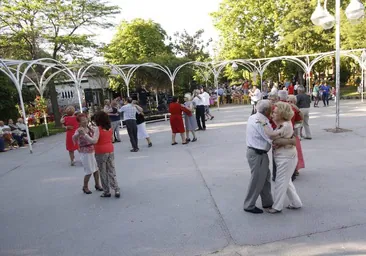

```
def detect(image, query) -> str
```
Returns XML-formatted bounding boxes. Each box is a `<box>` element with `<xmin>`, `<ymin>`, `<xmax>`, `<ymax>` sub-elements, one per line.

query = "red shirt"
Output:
<box><xmin>95</xmin><ymin>127</ymin><xmax>114</xmax><ymax>154</ymax></box>
<box><xmin>288</xmin><ymin>85</ymin><xmax>294</xmax><ymax>95</ymax></box>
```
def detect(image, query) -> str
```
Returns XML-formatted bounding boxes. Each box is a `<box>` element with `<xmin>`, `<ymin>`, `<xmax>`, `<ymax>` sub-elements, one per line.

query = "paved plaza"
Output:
<box><xmin>1</xmin><ymin>100</ymin><xmax>366</xmax><ymax>256</ymax></box>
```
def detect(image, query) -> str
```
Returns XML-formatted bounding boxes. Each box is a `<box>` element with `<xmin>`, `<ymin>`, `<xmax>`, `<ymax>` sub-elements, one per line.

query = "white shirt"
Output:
<box><xmin>246</xmin><ymin>113</ymin><xmax>272</xmax><ymax>151</ymax></box>
<box><xmin>271</xmin><ymin>87</ymin><xmax>278</xmax><ymax>94</ymax></box>
<box><xmin>251</xmin><ymin>89</ymin><xmax>261</xmax><ymax>102</ymax></box>
<box><xmin>201</xmin><ymin>92</ymin><xmax>210</xmax><ymax>106</ymax></box>
<box><xmin>193</xmin><ymin>96</ymin><xmax>205</xmax><ymax>106</ymax></box>
<box><xmin>118</xmin><ymin>104</ymin><xmax>138</xmax><ymax>120</ymax></box>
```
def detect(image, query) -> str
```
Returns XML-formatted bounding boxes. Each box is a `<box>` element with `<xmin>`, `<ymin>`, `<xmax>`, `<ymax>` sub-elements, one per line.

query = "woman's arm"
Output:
<box><xmin>135</xmin><ymin>104</ymin><xmax>144</xmax><ymax>114</ymax></box>
<box><xmin>83</xmin><ymin>126</ymin><xmax>100</xmax><ymax>144</ymax></box>
<box><xmin>72</xmin><ymin>129</ymin><xmax>79</xmax><ymax>144</ymax></box>
<box><xmin>259</xmin><ymin>121</ymin><xmax>282</xmax><ymax>140</ymax></box>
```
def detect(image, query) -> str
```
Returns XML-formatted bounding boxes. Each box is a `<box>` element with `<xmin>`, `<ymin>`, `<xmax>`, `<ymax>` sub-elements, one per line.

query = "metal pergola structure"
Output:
<box><xmin>1</xmin><ymin>49</ymin><xmax>366</xmax><ymax>153</ymax></box>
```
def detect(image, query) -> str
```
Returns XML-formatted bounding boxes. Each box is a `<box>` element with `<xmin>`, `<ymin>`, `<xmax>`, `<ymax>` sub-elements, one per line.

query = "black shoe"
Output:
<box><xmin>186</xmin><ymin>138</ymin><xmax>191</xmax><ymax>142</ymax></box>
<box><xmin>115</xmin><ymin>191</ymin><xmax>120</xmax><ymax>198</ymax></box>
<box><xmin>196</xmin><ymin>128</ymin><xmax>203</xmax><ymax>131</ymax></box>
<box><xmin>192</xmin><ymin>137</ymin><xmax>197</xmax><ymax>142</ymax></box>
<box><xmin>210</xmin><ymin>116</ymin><xmax>214</xmax><ymax>120</ymax></box>
<box><xmin>95</xmin><ymin>186</ymin><xmax>103</xmax><ymax>191</ymax></box>
<box><xmin>100</xmin><ymin>193</ymin><xmax>111</xmax><ymax>198</ymax></box>
<box><xmin>82</xmin><ymin>187</ymin><xmax>92</xmax><ymax>194</ymax></box>
<box><xmin>130</xmin><ymin>148</ymin><xmax>139</xmax><ymax>152</ymax></box>
<box><xmin>244</xmin><ymin>207</ymin><xmax>263</xmax><ymax>214</ymax></box>
<box><xmin>148</xmin><ymin>142</ymin><xmax>152</xmax><ymax>147</ymax></box>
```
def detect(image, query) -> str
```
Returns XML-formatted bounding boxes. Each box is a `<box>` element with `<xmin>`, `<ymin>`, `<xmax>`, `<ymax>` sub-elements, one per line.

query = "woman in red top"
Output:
<box><xmin>61</xmin><ymin>106</ymin><xmax>79</xmax><ymax>166</ymax></box>
<box><xmin>84</xmin><ymin>111</ymin><xmax>120</xmax><ymax>198</ymax></box>
<box><xmin>169</xmin><ymin>96</ymin><xmax>191</xmax><ymax>145</ymax></box>
<box><xmin>288</xmin><ymin>83</ymin><xmax>295</xmax><ymax>95</ymax></box>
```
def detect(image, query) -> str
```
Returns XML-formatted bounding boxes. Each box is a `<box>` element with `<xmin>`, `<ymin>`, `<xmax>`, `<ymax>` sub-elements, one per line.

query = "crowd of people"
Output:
<box><xmin>0</xmin><ymin>118</ymin><xmax>35</xmax><ymax>152</ymax></box>
<box><xmin>243</xmin><ymin>85</ymin><xmax>312</xmax><ymax>214</ymax></box>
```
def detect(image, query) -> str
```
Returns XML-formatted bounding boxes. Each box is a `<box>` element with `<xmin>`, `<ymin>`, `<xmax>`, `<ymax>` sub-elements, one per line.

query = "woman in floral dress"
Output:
<box><xmin>72</xmin><ymin>113</ymin><xmax>103</xmax><ymax>194</ymax></box>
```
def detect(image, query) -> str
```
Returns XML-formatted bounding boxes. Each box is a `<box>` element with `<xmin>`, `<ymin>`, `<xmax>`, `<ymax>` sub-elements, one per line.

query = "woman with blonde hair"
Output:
<box><xmin>183</xmin><ymin>93</ymin><xmax>198</xmax><ymax>142</ymax></box>
<box><xmin>61</xmin><ymin>106</ymin><xmax>79</xmax><ymax>166</ymax></box>
<box><xmin>257</xmin><ymin>101</ymin><xmax>302</xmax><ymax>213</ymax></box>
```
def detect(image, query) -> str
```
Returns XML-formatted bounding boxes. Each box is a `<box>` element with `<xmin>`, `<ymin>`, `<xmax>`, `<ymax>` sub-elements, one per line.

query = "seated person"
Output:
<box><xmin>0</xmin><ymin>120</ymin><xmax>18</xmax><ymax>148</ymax></box>
<box><xmin>16</xmin><ymin>118</ymin><xmax>35</xmax><ymax>142</ymax></box>
<box><xmin>8</xmin><ymin>119</ymin><xmax>24</xmax><ymax>147</ymax></box>
<box><xmin>0</xmin><ymin>129</ymin><xmax>5</xmax><ymax>152</ymax></box>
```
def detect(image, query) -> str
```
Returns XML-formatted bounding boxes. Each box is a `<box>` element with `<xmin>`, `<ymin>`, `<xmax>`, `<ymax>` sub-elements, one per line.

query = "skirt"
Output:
<box><xmin>80</xmin><ymin>153</ymin><xmax>98</xmax><ymax>175</ymax></box>
<box><xmin>184</xmin><ymin>115</ymin><xmax>198</xmax><ymax>131</ymax></box>
<box><xmin>295</xmin><ymin>136</ymin><xmax>305</xmax><ymax>170</ymax></box>
<box><xmin>137</xmin><ymin>122</ymin><xmax>149</xmax><ymax>140</ymax></box>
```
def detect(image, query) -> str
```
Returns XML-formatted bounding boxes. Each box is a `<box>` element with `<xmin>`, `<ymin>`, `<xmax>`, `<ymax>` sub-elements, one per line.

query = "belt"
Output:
<box><xmin>248</xmin><ymin>147</ymin><xmax>268</xmax><ymax>155</ymax></box>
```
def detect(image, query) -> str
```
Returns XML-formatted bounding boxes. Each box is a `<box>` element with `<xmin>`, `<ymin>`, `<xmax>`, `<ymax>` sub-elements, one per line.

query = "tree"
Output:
<box><xmin>211</xmin><ymin>0</ymin><xmax>283</xmax><ymax>60</ymax></box>
<box><xmin>172</xmin><ymin>29</ymin><xmax>212</xmax><ymax>60</ymax></box>
<box><xmin>104</xmin><ymin>19</ymin><xmax>172</xmax><ymax>64</ymax></box>
<box><xmin>104</xmin><ymin>19</ymin><xmax>180</xmax><ymax>93</ymax></box>
<box><xmin>0</xmin><ymin>0</ymin><xmax>120</xmax><ymax>125</ymax></box>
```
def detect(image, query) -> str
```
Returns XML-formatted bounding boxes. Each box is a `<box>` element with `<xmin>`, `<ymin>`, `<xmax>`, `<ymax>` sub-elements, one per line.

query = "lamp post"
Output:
<box><xmin>362</xmin><ymin>50</ymin><xmax>366</xmax><ymax>103</ymax></box>
<box><xmin>311</xmin><ymin>0</ymin><xmax>365</xmax><ymax>129</ymax></box>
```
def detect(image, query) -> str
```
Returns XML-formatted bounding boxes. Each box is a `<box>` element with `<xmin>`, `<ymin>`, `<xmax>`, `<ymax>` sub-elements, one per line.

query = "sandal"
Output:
<box><xmin>171</xmin><ymin>142</ymin><xmax>178</xmax><ymax>146</ymax></box>
<box><xmin>268</xmin><ymin>208</ymin><xmax>282</xmax><ymax>214</ymax></box>
<box><xmin>100</xmin><ymin>193</ymin><xmax>111</xmax><ymax>198</ymax></box>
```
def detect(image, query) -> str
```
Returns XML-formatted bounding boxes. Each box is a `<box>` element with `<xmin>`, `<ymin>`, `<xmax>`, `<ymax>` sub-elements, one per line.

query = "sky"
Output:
<box><xmin>96</xmin><ymin>0</ymin><xmax>222</xmax><ymax>51</ymax></box>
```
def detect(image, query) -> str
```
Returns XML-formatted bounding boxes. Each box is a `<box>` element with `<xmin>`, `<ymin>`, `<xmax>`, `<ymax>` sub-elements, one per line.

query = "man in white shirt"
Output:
<box><xmin>119</xmin><ymin>98</ymin><xmax>142</xmax><ymax>152</ymax></box>
<box><xmin>200</xmin><ymin>87</ymin><xmax>214</xmax><ymax>121</ymax></box>
<box><xmin>193</xmin><ymin>89</ymin><xmax>206</xmax><ymax>130</ymax></box>
<box><xmin>249</xmin><ymin>86</ymin><xmax>261</xmax><ymax>115</ymax></box>
<box><xmin>243</xmin><ymin>100</ymin><xmax>296</xmax><ymax>214</ymax></box>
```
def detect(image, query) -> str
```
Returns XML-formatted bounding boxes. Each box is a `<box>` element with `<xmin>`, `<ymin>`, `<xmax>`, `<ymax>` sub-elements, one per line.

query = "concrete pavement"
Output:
<box><xmin>1</xmin><ymin>100</ymin><xmax>366</xmax><ymax>256</ymax></box>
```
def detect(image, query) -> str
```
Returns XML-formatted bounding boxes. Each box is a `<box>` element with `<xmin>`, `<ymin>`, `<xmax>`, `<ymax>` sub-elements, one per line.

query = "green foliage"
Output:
<box><xmin>29</xmin><ymin>122</ymin><xmax>65</xmax><ymax>139</ymax></box>
<box><xmin>172</xmin><ymin>29</ymin><xmax>212</xmax><ymax>60</ymax></box>
<box><xmin>211</xmin><ymin>0</ymin><xmax>366</xmax><ymax>82</ymax></box>
<box><xmin>0</xmin><ymin>0</ymin><xmax>121</xmax><ymax>60</ymax></box>
<box><xmin>104</xmin><ymin>19</ymin><xmax>171</xmax><ymax>64</ymax></box>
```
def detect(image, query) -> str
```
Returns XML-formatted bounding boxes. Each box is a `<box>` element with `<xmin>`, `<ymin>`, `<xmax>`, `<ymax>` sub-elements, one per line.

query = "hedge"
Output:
<box><xmin>29</xmin><ymin>122</ymin><xmax>65</xmax><ymax>139</ymax></box>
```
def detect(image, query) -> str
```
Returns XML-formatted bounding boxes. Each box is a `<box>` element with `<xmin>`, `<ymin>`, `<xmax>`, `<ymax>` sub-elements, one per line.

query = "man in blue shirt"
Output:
<box><xmin>320</xmin><ymin>81</ymin><xmax>330</xmax><ymax>106</ymax></box>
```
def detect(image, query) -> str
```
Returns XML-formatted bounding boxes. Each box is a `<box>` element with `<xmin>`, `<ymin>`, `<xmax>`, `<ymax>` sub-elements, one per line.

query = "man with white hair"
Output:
<box><xmin>278</xmin><ymin>89</ymin><xmax>288</xmax><ymax>102</ymax></box>
<box><xmin>244</xmin><ymin>100</ymin><xmax>296</xmax><ymax>214</ymax></box>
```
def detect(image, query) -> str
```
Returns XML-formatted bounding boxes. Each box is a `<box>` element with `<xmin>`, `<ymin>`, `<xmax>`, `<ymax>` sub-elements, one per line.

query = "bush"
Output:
<box><xmin>29</xmin><ymin>122</ymin><xmax>65</xmax><ymax>139</ymax></box>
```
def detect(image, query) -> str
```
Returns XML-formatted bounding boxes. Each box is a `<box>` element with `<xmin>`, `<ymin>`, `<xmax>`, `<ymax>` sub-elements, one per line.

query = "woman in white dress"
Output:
<box><xmin>72</xmin><ymin>113</ymin><xmax>103</xmax><ymax>194</ymax></box>
<box><xmin>257</xmin><ymin>101</ymin><xmax>302</xmax><ymax>213</ymax></box>
<box><xmin>133</xmin><ymin>101</ymin><xmax>152</xmax><ymax>147</ymax></box>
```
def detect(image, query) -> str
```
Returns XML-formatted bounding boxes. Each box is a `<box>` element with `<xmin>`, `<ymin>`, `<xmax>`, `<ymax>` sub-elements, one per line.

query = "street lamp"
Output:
<box><xmin>311</xmin><ymin>0</ymin><xmax>365</xmax><ymax>129</ymax></box>
<box><xmin>361</xmin><ymin>50</ymin><xmax>366</xmax><ymax>103</ymax></box>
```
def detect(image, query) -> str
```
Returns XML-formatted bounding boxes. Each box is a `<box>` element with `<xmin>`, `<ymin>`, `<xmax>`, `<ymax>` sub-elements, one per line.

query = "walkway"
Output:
<box><xmin>1</xmin><ymin>101</ymin><xmax>366</xmax><ymax>256</ymax></box>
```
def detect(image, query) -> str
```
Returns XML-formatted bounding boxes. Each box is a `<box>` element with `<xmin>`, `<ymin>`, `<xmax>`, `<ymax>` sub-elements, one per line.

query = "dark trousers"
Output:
<box><xmin>13</xmin><ymin>134</ymin><xmax>24</xmax><ymax>146</ymax></box>
<box><xmin>0</xmin><ymin>137</ymin><xmax>5</xmax><ymax>151</ymax></box>
<box><xmin>125</xmin><ymin>119</ymin><xmax>138</xmax><ymax>150</ymax></box>
<box><xmin>322</xmin><ymin>94</ymin><xmax>329</xmax><ymax>106</ymax></box>
<box><xmin>196</xmin><ymin>105</ymin><xmax>206</xmax><ymax>130</ymax></box>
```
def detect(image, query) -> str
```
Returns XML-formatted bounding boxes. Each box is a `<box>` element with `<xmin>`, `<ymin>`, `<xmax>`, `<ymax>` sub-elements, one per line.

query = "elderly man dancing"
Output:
<box><xmin>243</xmin><ymin>100</ymin><xmax>296</xmax><ymax>214</ymax></box>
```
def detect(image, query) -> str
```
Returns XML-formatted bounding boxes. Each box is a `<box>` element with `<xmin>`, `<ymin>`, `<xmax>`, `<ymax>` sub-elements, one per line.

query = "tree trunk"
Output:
<box><xmin>49</xmin><ymin>81</ymin><xmax>61</xmax><ymax>127</ymax></box>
